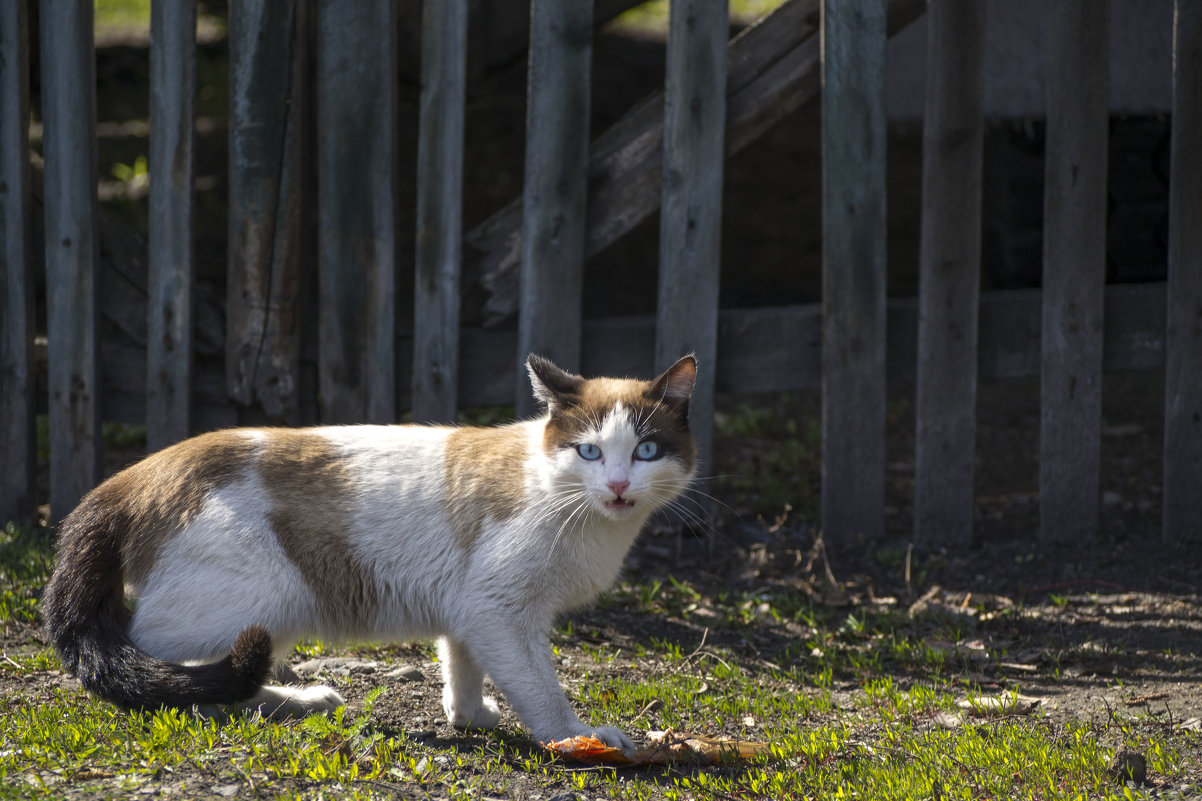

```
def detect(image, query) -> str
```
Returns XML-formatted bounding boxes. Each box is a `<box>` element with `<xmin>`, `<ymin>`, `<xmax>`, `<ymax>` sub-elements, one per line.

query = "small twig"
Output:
<box><xmin>1022</xmin><ymin>578</ymin><xmax>1128</xmax><ymax>597</ymax></box>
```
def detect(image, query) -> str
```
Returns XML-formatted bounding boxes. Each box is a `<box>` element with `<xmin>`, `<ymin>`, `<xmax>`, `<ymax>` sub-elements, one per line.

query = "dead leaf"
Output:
<box><xmin>957</xmin><ymin>694</ymin><xmax>1041</xmax><ymax>717</ymax></box>
<box><xmin>544</xmin><ymin>729</ymin><xmax>775</xmax><ymax>766</ymax></box>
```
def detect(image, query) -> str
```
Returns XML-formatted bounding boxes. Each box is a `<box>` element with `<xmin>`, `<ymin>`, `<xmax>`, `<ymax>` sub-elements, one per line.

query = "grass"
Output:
<box><xmin>2</xmin><ymin>522</ymin><xmax>1195</xmax><ymax>799</ymax></box>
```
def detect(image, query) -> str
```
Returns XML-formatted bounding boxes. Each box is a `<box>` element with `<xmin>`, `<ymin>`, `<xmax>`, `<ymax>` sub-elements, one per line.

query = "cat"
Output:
<box><xmin>41</xmin><ymin>354</ymin><xmax>697</xmax><ymax>753</ymax></box>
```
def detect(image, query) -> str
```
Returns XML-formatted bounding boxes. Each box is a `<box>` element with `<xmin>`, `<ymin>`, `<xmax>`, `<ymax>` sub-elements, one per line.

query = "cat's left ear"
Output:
<box><xmin>646</xmin><ymin>355</ymin><xmax>697</xmax><ymax>417</ymax></box>
<box><xmin>527</xmin><ymin>354</ymin><xmax>586</xmax><ymax>411</ymax></box>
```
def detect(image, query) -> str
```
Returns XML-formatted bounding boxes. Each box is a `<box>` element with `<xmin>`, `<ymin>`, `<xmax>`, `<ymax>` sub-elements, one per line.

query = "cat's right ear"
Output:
<box><xmin>526</xmin><ymin>354</ymin><xmax>585</xmax><ymax>411</ymax></box>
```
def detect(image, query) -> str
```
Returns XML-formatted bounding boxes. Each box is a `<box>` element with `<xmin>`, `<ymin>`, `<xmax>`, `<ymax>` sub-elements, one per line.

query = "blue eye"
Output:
<box><xmin>634</xmin><ymin>441</ymin><xmax>660</xmax><ymax>460</ymax></box>
<box><xmin>576</xmin><ymin>443</ymin><xmax>602</xmax><ymax>461</ymax></box>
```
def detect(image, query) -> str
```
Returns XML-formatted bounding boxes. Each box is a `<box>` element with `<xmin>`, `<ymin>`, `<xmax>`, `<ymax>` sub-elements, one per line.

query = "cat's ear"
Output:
<box><xmin>646</xmin><ymin>355</ymin><xmax>697</xmax><ymax>416</ymax></box>
<box><xmin>527</xmin><ymin>354</ymin><xmax>585</xmax><ymax>411</ymax></box>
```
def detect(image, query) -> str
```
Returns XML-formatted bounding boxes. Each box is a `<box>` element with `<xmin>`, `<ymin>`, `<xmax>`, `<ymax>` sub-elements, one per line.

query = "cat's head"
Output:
<box><xmin>527</xmin><ymin>354</ymin><xmax>698</xmax><ymax>522</ymax></box>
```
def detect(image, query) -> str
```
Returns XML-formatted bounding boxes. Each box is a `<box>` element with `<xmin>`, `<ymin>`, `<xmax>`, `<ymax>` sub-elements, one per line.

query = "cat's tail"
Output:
<box><xmin>40</xmin><ymin>495</ymin><xmax>274</xmax><ymax>712</ymax></box>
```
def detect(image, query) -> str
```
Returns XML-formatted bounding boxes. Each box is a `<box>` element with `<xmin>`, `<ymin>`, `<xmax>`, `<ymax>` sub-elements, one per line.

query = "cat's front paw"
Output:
<box><xmin>445</xmin><ymin>695</ymin><xmax>502</xmax><ymax>730</ymax></box>
<box><xmin>580</xmin><ymin>725</ymin><xmax>635</xmax><ymax>755</ymax></box>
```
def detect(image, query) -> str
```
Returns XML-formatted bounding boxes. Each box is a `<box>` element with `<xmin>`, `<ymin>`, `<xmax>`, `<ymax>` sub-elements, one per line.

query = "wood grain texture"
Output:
<box><xmin>1040</xmin><ymin>0</ymin><xmax>1109</xmax><ymax>543</ymax></box>
<box><xmin>147</xmin><ymin>0</ymin><xmax>196</xmax><ymax>452</ymax></box>
<box><xmin>913</xmin><ymin>0</ymin><xmax>985</xmax><ymax>546</ymax></box>
<box><xmin>227</xmin><ymin>0</ymin><xmax>311</xmax><ymax>420</ymax></box>
<box><xmin>40</xmin><ymin>0</ymin><xmax>102</xmax><ymax>520</ymax></box>
<box><xmin>820</xmin><ymin>0</ymin><xmax>887</xmax><ymax>545</ymax></box>
<box><xmin>0</xmin><ymin>1</ymin><xmax>35</xmax><ymax>522</ymax></box>
<box><xmin>316</xmin><ymin>0</ymin><xmax>398</xmax><ymax>423</ymax></box>
<box><xmin>1164</xmin><ymin>0</ymin><xmax>1202</xmax><ymax>542</ymax></box>
<box><xmin>514</xmin><ymin>0</ymin><xmax>594</xmax><ymax>417</ymax></box>
<box><xmin>467</xmin><ymin>0</ymin><xmax>926</xmax><ymax>327</ymax></box>
<box><xmin>412</xmin><ymin>0</ymin><xmax>467</xmax><ymax>424</ymax></box>
<box><xmin>656</xmin><ymin>0</ymin><xmax>728</xmax><ymax>476</ymax></box>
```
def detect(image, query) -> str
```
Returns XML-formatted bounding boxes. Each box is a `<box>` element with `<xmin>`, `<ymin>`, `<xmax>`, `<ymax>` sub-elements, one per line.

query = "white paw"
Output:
<box><xmin>245</xmin><ymin>684</ymin><xmax>346</xmax><ymax>720</ymax></box>
<box><xmin>587</xmin><ymin>725</ymin><xmax>635</xmax><ymax>754</ymax></box>
<box><xmin>445</xmin><ymin>695</ymin><xmax>502</xmax><ymax>730</ymax></box>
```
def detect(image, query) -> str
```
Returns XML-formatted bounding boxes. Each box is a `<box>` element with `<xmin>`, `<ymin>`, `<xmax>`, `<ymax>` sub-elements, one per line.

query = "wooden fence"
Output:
<box><xmin>1</xmin><ymin>0</ymin><xmax>1199</xmax><ymax>545</ymax></box>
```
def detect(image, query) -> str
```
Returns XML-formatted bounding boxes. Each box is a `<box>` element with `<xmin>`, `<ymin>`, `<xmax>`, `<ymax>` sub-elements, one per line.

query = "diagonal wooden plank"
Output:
<box><xmin>467</xmin><ymin>0</ymin><xmax>926</xmax><ymax>327</ymax></box>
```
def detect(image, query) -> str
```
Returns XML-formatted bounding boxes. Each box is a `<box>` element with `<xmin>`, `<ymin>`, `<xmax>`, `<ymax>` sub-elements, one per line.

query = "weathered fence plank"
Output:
<box><xmin>1040</xmin><ymin>0</ymin><xmax>1109</xmax><ymax>543</ymax></box>
<box><xmin>89</xmin><ymin>283</ymin><xmax>1165</xmax><ymax>425</ymax></box>
<box><xmin>914</xmin><ymin>0</ymin><xmax>986</xmax><ymax>546</ymax></box>
<box><xmin>412</xmin><ymin>0</ymin><xmax>468</xmax><ymax>424</ymax></box>
<box><xmin>0</xmin><ymin>1</ymin><xmax>35</xmax><ymax>523</ymax></box>
<box><xmin>820</xmin><ymin>0</ymin><xmax>887</xmax><ymax>544</ymax></box>
<box><xmin>147</xmin><ymin>0</ymin><xmax>196</xmax><ymax>452</ymax></box>
<box><xmin>40</xmin><ymin>0</ymin><xmax>102</xmax><ymax>520</ymax></box>
<box><xmin>656</xmin><ymin>0</ymin><xmax>728</xmax><ymax>475</ymax></box>
<box><xmin>227</xmin><ymin>0</ymin><xmax>311</xmax><ymax>421</ymax></box>
<box><xmin>514</xmin><ymin>0</ymin><xmax>594</xmax><ymax>417</ymax></box>
<box><xmin>316</xmin><ymin>0</ymin><xmax>397</xmax><ymax>424</ymax></box>
<box><xmin>1164</xmin><ymin>0</ymin><xmax>1202</xmax><ymax>542</ymax></box>
<box><xmin>468</xmin><ymin>0</ymin><xmax>926</xmax><ymax>327</ymax></box>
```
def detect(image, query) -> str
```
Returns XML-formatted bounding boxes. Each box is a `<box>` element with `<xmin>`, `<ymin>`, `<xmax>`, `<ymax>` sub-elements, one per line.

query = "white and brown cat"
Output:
<box><xmin>41</xmin><ymin>354</ymin><xmax>697</xmax><ymax>752</ymax></box>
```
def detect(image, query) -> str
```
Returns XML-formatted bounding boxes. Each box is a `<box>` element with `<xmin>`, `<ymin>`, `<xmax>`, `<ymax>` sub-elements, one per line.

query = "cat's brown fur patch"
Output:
<box><xmin>106</xmin><ymin>430</ymin><xmax>258</xmax><ymax>586</ymax></box>
<box><xmin>258</xmin><ymin>430</ymin><xmax>380</xmax><ymax>628</ymax></box>
<box><xmin>443</xmin><ymin>424</ymin><xmax>530</xmax><ymax>550</ymax></box>
<box><xmin>541</xmin><ymin>378</ymin><xmax>697</xmax><ymax>474</ymax></box>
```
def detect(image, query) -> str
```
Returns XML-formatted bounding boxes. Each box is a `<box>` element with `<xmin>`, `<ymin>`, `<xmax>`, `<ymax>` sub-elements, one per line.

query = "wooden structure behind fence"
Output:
<box><xmin>1</xmin><ymin>0</ymin><xmax>1199</xmax><ymax>544</ymax></box>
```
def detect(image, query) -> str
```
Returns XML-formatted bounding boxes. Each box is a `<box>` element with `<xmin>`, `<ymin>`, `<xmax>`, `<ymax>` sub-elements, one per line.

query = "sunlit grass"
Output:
<box><xmin>609</xmin><ymin>0</ymin><xmax>791</xmax><ymax>35</ymax></box>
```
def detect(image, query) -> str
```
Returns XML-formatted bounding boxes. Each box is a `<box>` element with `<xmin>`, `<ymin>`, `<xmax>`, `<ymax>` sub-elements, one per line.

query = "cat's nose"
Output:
<box><xmin>607</xmin><ymin>479</ymin><xmax>630</xmax><ymax>497</ymax></box>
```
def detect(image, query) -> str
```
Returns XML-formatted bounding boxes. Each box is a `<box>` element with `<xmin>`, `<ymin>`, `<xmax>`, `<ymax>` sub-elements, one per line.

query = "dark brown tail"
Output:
<box><xmin>40</xmin><ymin>492</ymin><xmax>273</xmax><ymax>711</ymax></box>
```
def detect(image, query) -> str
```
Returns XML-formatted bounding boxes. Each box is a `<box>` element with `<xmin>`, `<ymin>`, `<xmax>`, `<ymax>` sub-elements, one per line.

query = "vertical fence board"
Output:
<box><xmin>147</xmin><ymin>0</ymin><xmax>196</xmax><ymax>451</ymax></box>
<box><xmin>40</xmin><ymin>0</ymin><xmax>102</xmax><ymax>520</ymax></box>
<box><xmin>0</xmin><ymin>1</ymin><xmax>35</xmax><ymax>523</ymax></box>
<box><xmin>317</xmin><ymin>0</ymin><xmax>397</xmax><ymax>424</ymax></box>
<box><xmin>656</xmin><ymin>0</ymin><xmax>728</xmax><ymax>476</ymax></box>
<box><xmin>227</xmin><ymin>0</ymin><xmax>310</xmax><ymax>422</ymax></box>
<box><xmin>1040</xmin><ymin>0</ymin><xmax>1109</xmax><ymax>543</ymax></box>
<box><xmin>820</xmin><ymin>0</ymin><xmax>887</xmax><ymax>545</ymax></box>
<box><xmin>412</xmin><ymin>0</ymin><xmax>467</xmax><ymax>424</ymax></box>
<box><xmin>515</xmin><ymin>0</ymin><xmax>594</xmax><ymax>416</ymax></box>
<box><xmin>913</xmin><ymin>0</ymin><xmax>985</xmax><ymax>546</ymax></box>
<box><xmin>1164</xmin><ymin>0</ymin><xmax>1202</xmax><ymax>542</ymax></box>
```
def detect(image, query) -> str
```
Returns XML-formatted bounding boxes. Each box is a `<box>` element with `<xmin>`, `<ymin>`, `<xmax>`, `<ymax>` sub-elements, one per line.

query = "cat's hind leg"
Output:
<box><xmin>439</xmin><ymin>637</ymin><xmax>501</xmax><ymax>730</ymax></box>
<box><xmin>239</xmin><ymin>684</ymin><xmax>346</xmax><ymax>720</ymax></box>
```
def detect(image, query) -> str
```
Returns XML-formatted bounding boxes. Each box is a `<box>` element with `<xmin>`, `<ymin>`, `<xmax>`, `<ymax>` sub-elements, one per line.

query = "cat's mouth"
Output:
<box><xmin>605</xmin><ymin>497</ymin><xmax>635</xmax><ymax>511</ymax></box>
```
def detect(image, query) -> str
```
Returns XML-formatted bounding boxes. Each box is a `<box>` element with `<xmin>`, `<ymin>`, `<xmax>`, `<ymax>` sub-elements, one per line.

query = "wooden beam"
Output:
<box><xmin>412</xmin><ymin>0</ymin><xmax>467</xmax><ymax>424</ymax></box>
<box><xmin>227</xmin><ymin>0</ymin><xmax>311</xmax><ymax>421</ymax></box>
<box><xmin>1040</xmin><ymin>0</ymin><xmax>1109</xmax><ymax>543</ymax></box>
<box><xmin>40</xmin><ymin>0</ymin><xmax>102</xmax><ymax>520</ymax></box>
<box><xmin>467</xmin><ymin>0</ymin><xmax>926</xmax><ymax>327</ymax></box>
<box><xmin>1164</xmin><ymin>0</ymin><xmax>1202</xmax><ymax>542</ymax></box>
<box><xmin>514</xmin><ymin>0</ymin><xmax>594</xmax><ymax>416</ymax></box>
<box><xmin>316</xmin><ymin>0</ymin><xmax>398</xmax><ymax>423</ymax></box>
<box><xmin>656</xmin><ymin>0</ymin><xmax>728</xmax><ymax>476</ymax></box>
<box><xmin>820</xmin><ymin>0</ymin><xmax>888</xmax><ymax>545</ymax></box>
<box><xmin>913</xmin><ymin>0</ymin><xmax>985</xmax><ymax>547</ymax></box>
<box><xmin>147</xmin><ymin>0</ymin><xmax>196</xmax><ymax>452</ymax></box>
<box><xmin>87</xmin><ymin>283</ymin><xmax>1169</xmax><ymax>426</ymax></box>
<box><xmin>0</xmin><ymin>1</ymin><xmax>35</xmax><ymax>523</ymax></box>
